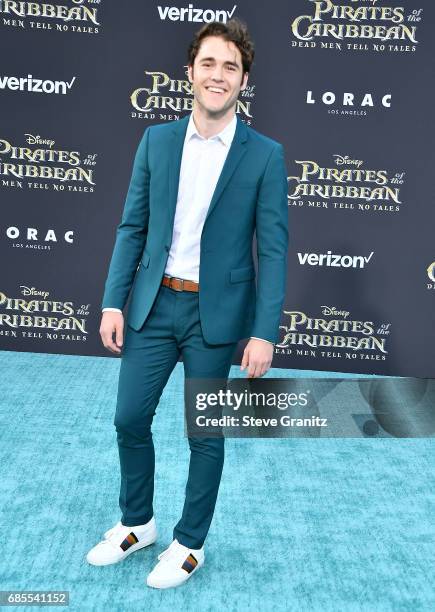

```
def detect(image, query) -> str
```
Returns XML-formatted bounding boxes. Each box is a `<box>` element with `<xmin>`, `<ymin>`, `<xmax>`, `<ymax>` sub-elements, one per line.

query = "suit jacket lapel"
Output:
<box><xmin>167</xmin><ymin>115</ymin><xmax>189</xmax><ymax>235</ymax></box>
<box><xmin>204</xmin><ymin>115</ymin><xmax>248</xmax><ymax>223</ymax></box>
<box><xmin>167</xmin><ymin>113</ymin><xmax>248</xmax><ymax>232</ymax></box>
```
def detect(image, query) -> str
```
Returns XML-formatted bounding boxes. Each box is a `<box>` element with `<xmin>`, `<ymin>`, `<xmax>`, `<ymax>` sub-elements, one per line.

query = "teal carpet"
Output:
<box><xmin>0</xmin><ymin>350</ymin><xmax>433</xmax><ymax>611</ymax></box>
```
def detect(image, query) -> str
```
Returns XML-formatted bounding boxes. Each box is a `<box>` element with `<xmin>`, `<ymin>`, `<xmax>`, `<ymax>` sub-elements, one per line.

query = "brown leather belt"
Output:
<box><xmin>162</xmin><ymin>275</ymin><xmax>199</xmax><ymax>292</ymax></box>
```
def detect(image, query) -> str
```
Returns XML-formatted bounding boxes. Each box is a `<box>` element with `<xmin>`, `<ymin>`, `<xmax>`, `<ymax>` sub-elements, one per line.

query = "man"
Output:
<box><xmin>86</xmin><ymin>19</ymin><xmax>288</xmax><ymax>588</ymax></box>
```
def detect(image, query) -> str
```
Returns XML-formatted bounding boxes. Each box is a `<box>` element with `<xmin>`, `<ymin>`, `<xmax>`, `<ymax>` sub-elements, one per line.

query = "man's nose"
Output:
<box><xmin>211</xmin><ymin>66</ymin><xmax>224</xmax><ymax>81</ymax></box>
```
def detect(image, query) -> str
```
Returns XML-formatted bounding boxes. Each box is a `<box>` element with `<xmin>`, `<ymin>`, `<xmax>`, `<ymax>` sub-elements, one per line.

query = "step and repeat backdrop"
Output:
<box><xmin>0</xmin><ymin>1</ymin><xmax>433</xmax><ymax>377</ymax></box>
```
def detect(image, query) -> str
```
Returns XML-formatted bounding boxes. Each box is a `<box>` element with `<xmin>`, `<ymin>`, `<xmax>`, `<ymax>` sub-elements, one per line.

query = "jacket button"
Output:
<box><xmin>165</xmin><ymin>245</ymin><xmax>170</xmax><ymax>252</ymax></box>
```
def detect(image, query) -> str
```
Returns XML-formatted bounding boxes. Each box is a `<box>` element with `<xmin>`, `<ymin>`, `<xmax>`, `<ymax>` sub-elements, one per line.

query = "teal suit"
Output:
<box><xmin>102</xmin><ymin>114</ymin><xmax>289</xmax><ymax>344</ymax></box>
<box><xmin>102</xmin><ymin>113</ymin><xmax>288</xmax><ymax>548</ymax></box>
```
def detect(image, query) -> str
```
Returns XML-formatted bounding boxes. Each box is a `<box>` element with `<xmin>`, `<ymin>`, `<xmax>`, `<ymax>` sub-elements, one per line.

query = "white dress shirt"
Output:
<box><xmin>103</xmin><ymin>112</ymin><xmax>272</xmax><ymax>346</ymax></box>
<box><xmin>164</xmin><ymin>112</ymin><xmax>236</xmax><ymax>281</ymax></box>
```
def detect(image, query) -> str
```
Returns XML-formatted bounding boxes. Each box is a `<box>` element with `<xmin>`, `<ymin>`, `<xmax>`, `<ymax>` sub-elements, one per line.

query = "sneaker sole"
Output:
<box><xmin>87</xmin><ymin>534</ymin><xmax>158</xmax><ymax>567</ymax></box>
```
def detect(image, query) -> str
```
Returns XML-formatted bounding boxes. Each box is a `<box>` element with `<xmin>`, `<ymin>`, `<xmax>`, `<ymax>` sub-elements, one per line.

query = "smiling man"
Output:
<box><xmin>86</xmin><ymin>19</ymin><xmax>289</xmax><ymax>588</ymax></box>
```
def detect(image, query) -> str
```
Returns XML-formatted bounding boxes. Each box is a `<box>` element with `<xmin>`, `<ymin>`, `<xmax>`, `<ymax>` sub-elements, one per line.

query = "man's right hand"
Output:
<box><xmin>100</xmin><ymin>311</ymin><xmax>124</xmax><ymax>354</ymax></box>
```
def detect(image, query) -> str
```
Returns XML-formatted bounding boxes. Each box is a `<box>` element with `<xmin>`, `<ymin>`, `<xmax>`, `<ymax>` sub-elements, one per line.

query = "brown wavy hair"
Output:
<box><xmin>187</xmin><ymin>18</ymin><xmax>255</xmax><ymax>75</ymax></box>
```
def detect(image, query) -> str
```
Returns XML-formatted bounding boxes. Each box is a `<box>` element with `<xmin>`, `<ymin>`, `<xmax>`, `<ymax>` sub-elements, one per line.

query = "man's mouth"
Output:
<box><xmin>205</xmin><ymin>86</ymin><xmax>226</xmax><ymax>95</ymax></box>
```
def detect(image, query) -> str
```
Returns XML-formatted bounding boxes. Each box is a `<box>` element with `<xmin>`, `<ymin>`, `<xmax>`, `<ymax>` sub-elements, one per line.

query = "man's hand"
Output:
<box><xmin>240</xmin><ymin>338</ymin><xmax>274</xmax><ymax>378</ymax></box>
<box><xmin>100</xmin><ymin>311</ymin><xmax>124</xmax><ymax>354</ymax></box>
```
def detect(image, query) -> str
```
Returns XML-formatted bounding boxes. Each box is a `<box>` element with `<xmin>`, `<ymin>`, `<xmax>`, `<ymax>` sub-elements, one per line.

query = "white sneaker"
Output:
<box><xmin>146</xmin><ymin>539</ymin><xmax>205</xmax><ymax>589</ymax></box>
<box><xmin>86</xmin><ymin>517</ymin><xmax>157</xmax><ymax>566</ymax></box>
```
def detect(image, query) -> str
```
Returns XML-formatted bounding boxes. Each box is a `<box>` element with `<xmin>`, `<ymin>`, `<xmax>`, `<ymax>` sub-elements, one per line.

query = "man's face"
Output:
<box><xmin>188</xmin><ymin>35</ymin><xmax>248</xmax><ymax>118</ymax></box>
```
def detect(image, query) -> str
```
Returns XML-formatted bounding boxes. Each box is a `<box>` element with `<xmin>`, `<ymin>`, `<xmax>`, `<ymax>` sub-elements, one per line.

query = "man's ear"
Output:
<box><xmin>187</xmin><ymin>64</ymin><xmax>193</xmax><ymax>84</ymax></box>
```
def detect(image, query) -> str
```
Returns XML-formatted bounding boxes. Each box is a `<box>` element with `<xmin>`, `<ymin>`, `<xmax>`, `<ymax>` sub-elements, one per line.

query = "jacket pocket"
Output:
<box><xmin>230</xmin><ymin>265</ymin><xmax>255</xmax><ymax>283</ymax></box>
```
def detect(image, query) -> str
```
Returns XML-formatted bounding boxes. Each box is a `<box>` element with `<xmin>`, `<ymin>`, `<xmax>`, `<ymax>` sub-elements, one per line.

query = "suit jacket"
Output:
<box><xmin>101</xmin><ymin>113</ymin><xmax>289</xmax><ymax>345</ymax></box>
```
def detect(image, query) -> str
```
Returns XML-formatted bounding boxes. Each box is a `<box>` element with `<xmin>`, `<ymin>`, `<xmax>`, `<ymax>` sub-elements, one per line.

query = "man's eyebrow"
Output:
<box><xmin>198</xmin><ymin>57</ymin><xmax>240</xmax><ymax>67</ymax></box>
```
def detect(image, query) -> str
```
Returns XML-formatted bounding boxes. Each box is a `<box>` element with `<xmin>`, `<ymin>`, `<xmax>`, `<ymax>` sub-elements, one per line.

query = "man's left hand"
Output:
<box><xmin>240</xmin><ymin>338</ymin><xmax>274</xmax><ymax>378</ymax></box>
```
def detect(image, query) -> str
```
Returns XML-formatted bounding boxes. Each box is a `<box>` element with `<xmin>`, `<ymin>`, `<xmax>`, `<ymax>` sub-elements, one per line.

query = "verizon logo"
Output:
<box><xmin>297</xmin><ymin>251</ymin><xmax>374</xmax><ymax>269</ymax></box>
<box><xmin>0</xmin><ymin>74</ymin><xmax>76</xmax><ymax>94</ymax></box>
<box><xmin>157</xmin><ymin>3</ymin><xmax>237</xmax><ymax>22</ymax></box>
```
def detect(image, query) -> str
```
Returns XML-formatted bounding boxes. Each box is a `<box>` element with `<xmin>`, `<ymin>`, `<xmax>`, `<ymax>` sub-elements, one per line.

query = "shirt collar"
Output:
<box><xmin>185</xmin><ymin>112</ymin><xmax>237</xmax><ymax>147</ymax></box>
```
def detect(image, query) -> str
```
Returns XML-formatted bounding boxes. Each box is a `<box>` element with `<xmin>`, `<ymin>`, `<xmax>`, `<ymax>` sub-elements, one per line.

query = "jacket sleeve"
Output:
<box><xmin>101</xmin><ymin>127</ymin><xmax>151</xmax><ymax>311</ymax></box>
<box><xmin>250</xmin><ymin>143</ymin><xmax>289</xmax><ymax>343</ymax></box>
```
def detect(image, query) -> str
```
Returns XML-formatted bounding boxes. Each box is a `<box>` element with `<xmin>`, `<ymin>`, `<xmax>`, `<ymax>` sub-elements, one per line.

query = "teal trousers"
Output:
<box><xmin>113</xmin><ymin>283</ymin><xmax>237</xmax><ymax>549</ymax></box>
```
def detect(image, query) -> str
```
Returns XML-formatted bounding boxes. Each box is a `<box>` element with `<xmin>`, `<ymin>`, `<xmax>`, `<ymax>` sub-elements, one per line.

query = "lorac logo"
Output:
<box><xmin>306</xmin><ymin>90</ymin><xmax>392</xmax><ymax>113</ymax></box>
<box><xmin>6</xmin><ymin>226</ymin><xmax>75</xmax><ymax>250</ymax></box>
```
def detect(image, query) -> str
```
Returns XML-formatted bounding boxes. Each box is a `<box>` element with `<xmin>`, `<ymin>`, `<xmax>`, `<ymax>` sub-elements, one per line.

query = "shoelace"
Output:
<box><xmin>102</xmin><ymin>522</ymin><xmax>133</xmax><ymax>549</ymax></box>
<box><xmin>157</xmin><ymin>541</ymin><xmax>189</xmax><ymax>566</ymax></box>
<box><xmin>104</xmin><ymin>521</ymin><xmax>122</xmax><ymax>540</ymax></box>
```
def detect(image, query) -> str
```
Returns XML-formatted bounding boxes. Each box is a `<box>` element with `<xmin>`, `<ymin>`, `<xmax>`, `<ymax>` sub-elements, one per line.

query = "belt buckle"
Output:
<box><xmin>170</xmin><ymin>276</ymin><xmax>184</xmax><ymax>291</ymax></box>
